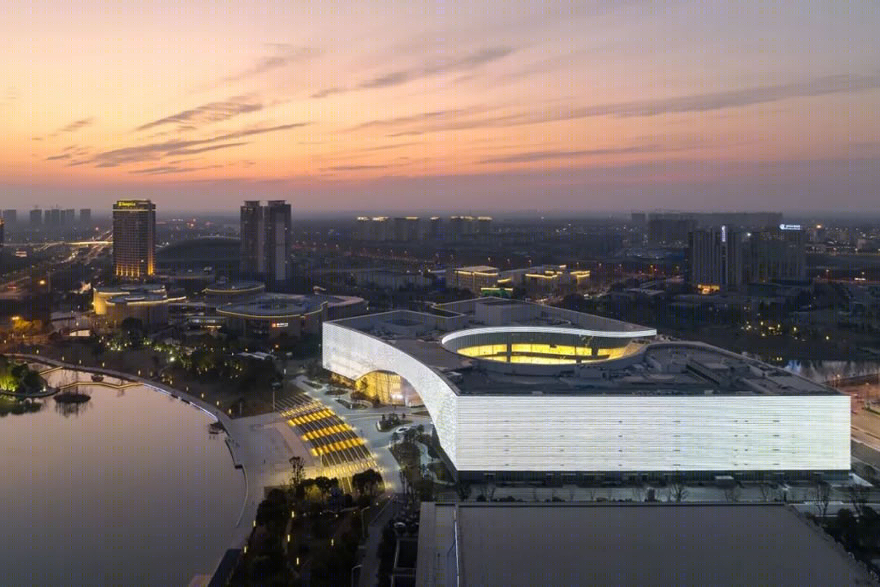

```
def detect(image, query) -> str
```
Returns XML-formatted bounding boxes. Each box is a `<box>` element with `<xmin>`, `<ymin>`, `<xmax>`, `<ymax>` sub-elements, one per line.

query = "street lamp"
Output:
<box><xmin>350</xmin><ymin>564</ymin><xmax>362</xmax><ymax>587</ymax></box>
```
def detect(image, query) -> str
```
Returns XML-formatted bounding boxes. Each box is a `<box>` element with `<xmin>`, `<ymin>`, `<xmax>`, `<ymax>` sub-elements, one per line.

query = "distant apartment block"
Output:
<box><xmin>354</xmin><ymin>216</ymin><xmax>425</xmax><ymax>241</ymax></box>
<box><xmin>687</xmin><ymin>226</ymin><xmax>745</xmax><ymax>293</ymax></box>
<box><xmin>648</xmin><ymin>214</ymin><xmax>697</xmax><ymax>245</ymax></box>
<box><xmin>449</xmin><ymin>215</ymin><xmax>492</xmax><ymax>239</ymax></box>
<box><xmin>45</xmin><ymin>208</ymin><xmax>61</xmax><ymax>226</ymax></box>
<box><xmin>748</xmin><ymin>224</ymin><xmax>806</xmax><ymax>282</ymax></box>
<box><xmin>648</xmin><ymin>212</ymin><xmax>782</xmax><ymax>245</ymax></box>
<box><xmin>240</xmin><ymin>200</ymin><xmax>292</xmax><ymax>289</ymax></box>
<box><xmin>687</xmin><ymin>224</ymin><xmax>806</xmax><ymax>290</ymax></box>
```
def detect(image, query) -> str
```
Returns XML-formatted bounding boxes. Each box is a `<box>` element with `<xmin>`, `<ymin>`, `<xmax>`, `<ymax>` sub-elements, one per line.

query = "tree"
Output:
<box><xmin>120</xmin><ymin>317</ymin><xmax>145</xmax><ymax>348</ymax></box>
<box><xmin>759</xmin><ymin>483</ymin><xmax>779</xmax><ymax>502</ymax></box>
<box><xmin>313</xmin><ymin>476</ymin><xmax>339</xmax><ymax>503</ymax></box>
<box><xmin>288</xmin><ymin>456</ymin><xmax>304</xmax><ymax>494</ymax></box>
<box><xmin>815</xmin><ymin>481</ymin><xmax>832</xmax><ymax>519</ymax></box>
<box><xmin>305</xmin><ymin>360</ymin><xmax>321</xmax><ymax>379</ymax></box>
<box><xmin>669</xmin><ymin>478</ymin><xmax>688</xmax><ymax>503</ymax></box>
<box><xmin>403</xmin><ymin>428</ymin><xmax>417</xmax><ymax>445</ymax></box>
<box><xmin>91</xmin><ymin>338</ymin><xmax>106</xmax><ymax>357</ymax></box>
<box><xmin>724</xmin><ymin>485</ymin><xmax>742</xmax><ymax>503</ymax></box>
<box><xmin>846</xmin><ymin>485</ymin><xmax>869</xmax><ymax>518</ymax></box>
<box><xmin>353</xmin><ymin>468</ymin><xmax>383</xmax><ymax>497</ymax></box>
<box><xmin>631</xmin><ymin>486</ymin><xmax>645</xmax><ymax>502</ymax></box>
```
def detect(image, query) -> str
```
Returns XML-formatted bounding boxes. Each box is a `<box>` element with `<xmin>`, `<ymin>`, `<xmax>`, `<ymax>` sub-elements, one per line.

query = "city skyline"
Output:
<box><xmin>1</xmin><ymin>0</ymin><xmax>879</xmax><ymax>212</ymax></box>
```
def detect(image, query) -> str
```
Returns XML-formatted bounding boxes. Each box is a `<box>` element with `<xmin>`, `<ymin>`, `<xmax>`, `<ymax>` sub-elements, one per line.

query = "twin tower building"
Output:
<box><xmin>112</xmin><ymin>199</ymin><xmax>292</xmax><ymax>289</ymax></box>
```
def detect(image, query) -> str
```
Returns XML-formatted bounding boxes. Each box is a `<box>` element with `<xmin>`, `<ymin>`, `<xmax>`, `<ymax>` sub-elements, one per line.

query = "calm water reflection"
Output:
<box><xmin>0</xmin><ymin>369</ymin><xmax>245</xmax><ymax>586</ymax></box>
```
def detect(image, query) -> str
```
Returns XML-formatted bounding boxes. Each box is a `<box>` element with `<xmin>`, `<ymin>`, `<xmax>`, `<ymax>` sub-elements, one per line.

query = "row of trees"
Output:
<box><xmin>288</xmin><ymin>456</ymin><xmax>383</xmax><ymax>502</ymax></box>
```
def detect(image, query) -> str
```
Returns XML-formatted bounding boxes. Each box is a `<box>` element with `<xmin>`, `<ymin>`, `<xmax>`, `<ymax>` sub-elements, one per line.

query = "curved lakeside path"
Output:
<box><xmin>8</xmin><ymin>353</ymin><xmax>312</xmax><ymax>578</ymax></box>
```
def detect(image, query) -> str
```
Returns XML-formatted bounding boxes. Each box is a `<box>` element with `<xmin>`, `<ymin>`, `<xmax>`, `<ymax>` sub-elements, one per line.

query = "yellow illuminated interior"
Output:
<box><xmin>356</xmin><ymin>371</ymin><xmax>406</xmax><ymax>405</ymax></box>
<box><xmin>456</xmin><ymin>342</ymin><xmax>633</xmax><ymax>363</ymax></box>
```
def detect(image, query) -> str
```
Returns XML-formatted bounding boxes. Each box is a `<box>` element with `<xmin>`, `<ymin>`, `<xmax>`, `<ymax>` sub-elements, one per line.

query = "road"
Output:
<box><xmin>358</xmin><ymin>496</ymin><xmax>401</xmax><ymax>587</ymax></box>
<box><xmin>0</xmin><ymin>232</ymin><xmax>111</xmax><ymax>290</ymax></box>
<box><xmin>849</xmin><ymin>398</ymin><xmax>880</xmax><ymax>453</ymax></box>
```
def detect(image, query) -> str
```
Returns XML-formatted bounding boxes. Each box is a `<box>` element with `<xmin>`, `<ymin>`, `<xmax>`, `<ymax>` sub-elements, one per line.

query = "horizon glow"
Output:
<box><xmin>1</xmin><ymin>0</ymin><xmax>878</xmax><ymax>213</ymax></box>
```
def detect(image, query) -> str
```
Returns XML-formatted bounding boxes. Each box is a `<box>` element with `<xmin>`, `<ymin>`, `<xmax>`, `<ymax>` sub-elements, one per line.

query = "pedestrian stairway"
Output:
<box><xmin>275</xmin><ymin>391</ymin><xmax>377</xmax><ymax>482</ymax></box>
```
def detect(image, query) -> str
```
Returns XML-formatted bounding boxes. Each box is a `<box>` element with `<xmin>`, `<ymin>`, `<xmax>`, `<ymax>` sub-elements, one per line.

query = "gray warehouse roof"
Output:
<box><xmin>416</xmin><ymin>503</ymin><xmax>876</xmax><ymax>587</ymax></box>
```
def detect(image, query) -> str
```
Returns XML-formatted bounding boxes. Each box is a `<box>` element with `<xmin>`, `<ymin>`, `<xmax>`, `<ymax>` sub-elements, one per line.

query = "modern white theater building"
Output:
<box><xmin>323</xmin><ymin>298</ymin><xmax>850</xmax><ymax>482</ymax></box>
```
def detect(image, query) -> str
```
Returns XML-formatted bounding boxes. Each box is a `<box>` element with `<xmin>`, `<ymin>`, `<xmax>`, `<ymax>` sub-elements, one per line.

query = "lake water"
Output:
<box><xmin>783</xmin><ymin>360</ymin><xmax>880</xmax><ymax>384</ymax></box>
<box><xmin>0</xmin><ymin>367</ymin><xmax>246</xmax><ymax>586</ymax></box>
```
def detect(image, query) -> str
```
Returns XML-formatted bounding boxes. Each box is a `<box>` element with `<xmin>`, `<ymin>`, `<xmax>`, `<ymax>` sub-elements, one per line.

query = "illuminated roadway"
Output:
<box><xmin>0</xmin><ymin>231</ymin><xmax>112</xmax><ymax>290</ymax></box>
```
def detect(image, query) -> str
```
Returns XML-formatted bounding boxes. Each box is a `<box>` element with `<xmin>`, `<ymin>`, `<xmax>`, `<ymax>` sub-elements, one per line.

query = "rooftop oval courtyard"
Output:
<box><xmin>440</xmin><ymin>325</ymin><xmax>650</xmax><ymax>367</ymax></box>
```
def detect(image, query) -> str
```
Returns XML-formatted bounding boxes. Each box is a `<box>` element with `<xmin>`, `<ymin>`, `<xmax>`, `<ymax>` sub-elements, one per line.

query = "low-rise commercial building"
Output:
<box><xmin>92</xmin><ymin>284</ymin><xmax>183</xmax><ymax>330</ymax></box>
<box><xmin>203</xmin><ymin>281</ymin><xmax>266</xmax><ymax>306</ymax></box>
<box><xmin>219</xmin><ymin>293</ymin><xmax>365</xmax><ymax>340</ymax></box>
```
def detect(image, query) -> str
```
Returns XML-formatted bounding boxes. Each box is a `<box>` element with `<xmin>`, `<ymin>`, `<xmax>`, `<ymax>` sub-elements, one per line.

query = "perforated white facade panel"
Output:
<box><xmin>323</xmin><ymin>322</ymin><xmax>460</xmax><ymax>460</ymax></box>
<box><xmin>454</xmin><ymin>395</ymin><xmax>849</xmax><ymax>472</ymax></box>
<box><xmin>323</xmin><ymin>322</ymin><xmax>850</xmax><ymax>474</ymax></box>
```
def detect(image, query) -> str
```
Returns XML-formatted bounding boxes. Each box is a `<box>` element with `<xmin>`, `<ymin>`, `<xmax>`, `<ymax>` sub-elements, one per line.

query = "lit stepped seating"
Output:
<box><xmin>277</xmin><ymin>393</ymin><xmax>377</xmax><ymax>476</ymax></box>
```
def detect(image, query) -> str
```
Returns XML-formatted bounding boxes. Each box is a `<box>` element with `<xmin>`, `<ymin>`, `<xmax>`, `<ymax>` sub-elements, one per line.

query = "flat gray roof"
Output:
<box><xmin>204</xmin><ymin>281</ymin><xmax>264</xmax><ymax>292</ymax></box>
<box><xmin>328</xmin><ymin>299</ymin><xmax>838</xmax><ymax>397</ymax></box>
<box><xmin>219</xmin><ymin>293</ymin><xmax>362</xmax><ymax>318</ymax></box>
<box><xmin>417</xmin><ymin>503</ymin><xmax>876</xmax><ymax>587</ymax></box>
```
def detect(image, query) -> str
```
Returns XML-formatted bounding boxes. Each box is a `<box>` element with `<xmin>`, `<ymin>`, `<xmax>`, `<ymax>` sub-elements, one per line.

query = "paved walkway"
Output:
<box><xmin>292</xmin><ymin>375</ymin><xmax>409</xmax><ymax>493</ymax></box>
<box><xmin>359</xmin><ymin>495</ymin><xmax>401</xmax><ymax>587</ymax></box>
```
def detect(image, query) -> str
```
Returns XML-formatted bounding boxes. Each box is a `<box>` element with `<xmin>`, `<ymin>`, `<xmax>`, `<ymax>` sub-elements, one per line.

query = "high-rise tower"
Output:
<box><xmin>239</xmin><ymin>200</ymin><xmax>291</xmax><ymax>289</ymax></box>
<box><xmin>113</xmin><ymin>199</ymin><xmax>155</xmax><ymax>280</ymax></box>
<box><xmin>240</xmin><ymin>200</ymin><xmax>265</xmax><ymax>276</ymax></box>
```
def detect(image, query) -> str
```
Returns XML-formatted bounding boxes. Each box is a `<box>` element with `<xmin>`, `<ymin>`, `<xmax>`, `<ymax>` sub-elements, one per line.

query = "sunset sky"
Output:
<box><xmin>1</xmin><ymin>0</ymin><xmax>878</xmax><ymax>213</ymax></box>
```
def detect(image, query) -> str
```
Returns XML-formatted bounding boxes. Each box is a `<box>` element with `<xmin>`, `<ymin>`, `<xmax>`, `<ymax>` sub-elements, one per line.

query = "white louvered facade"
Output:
<box><xmin>323</xmin><ymin>321</ymin><xmax>850</xmax><ymax>477</ymax></box>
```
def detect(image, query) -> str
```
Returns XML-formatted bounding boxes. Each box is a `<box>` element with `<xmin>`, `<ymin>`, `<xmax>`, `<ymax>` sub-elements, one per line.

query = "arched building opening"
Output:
<box><xmin>356</xmin><ymin>371</ymin><xmax>423</xmax><ymax>407</ymax></box>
